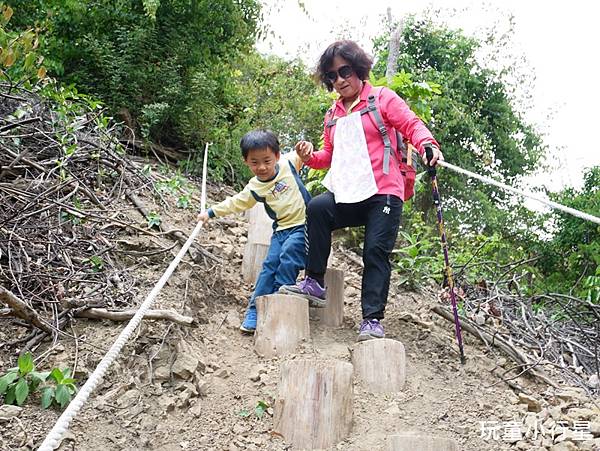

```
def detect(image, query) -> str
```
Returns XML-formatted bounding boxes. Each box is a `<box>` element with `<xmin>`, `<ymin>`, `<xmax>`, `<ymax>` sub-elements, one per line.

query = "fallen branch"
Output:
<box><xmin>0</xmin><ymin>286</ymin><xmax>53</xmax><ymax>334</ymax></box>
<box><xmin>431</xmin><ymin>305</ymin><xmax>559</xmax><ymax>388</ymax></box>
<box><xmin>0</xmin><ymin>116</ymin><xmax>42</xmax><ymax>134</ymax></box>
<box><xmin>77</xmin><ymin>307</ymin><xmax>195</xmax><ymax>326</ymax></box>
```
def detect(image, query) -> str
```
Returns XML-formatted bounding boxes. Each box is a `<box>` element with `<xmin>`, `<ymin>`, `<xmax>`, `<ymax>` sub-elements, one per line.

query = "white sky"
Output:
<box><xmin>257</xmin><ymin>0</ymin><xmax>600</xmax><ymax>192</ymax></box>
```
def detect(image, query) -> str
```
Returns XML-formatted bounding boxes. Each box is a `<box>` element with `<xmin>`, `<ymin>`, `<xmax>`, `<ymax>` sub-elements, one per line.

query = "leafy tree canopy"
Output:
<box><xmin>372</xmin><ymin>17</ymin><xmax>546</xmax><ymax>235</ymax></box>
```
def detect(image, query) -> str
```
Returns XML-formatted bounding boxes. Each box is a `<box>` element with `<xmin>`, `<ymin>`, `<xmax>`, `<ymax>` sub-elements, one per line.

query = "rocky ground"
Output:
<box><xmin>1</xmin><ymin>183</ymin><xmax>599</xmax><ymax>451</ymax></box>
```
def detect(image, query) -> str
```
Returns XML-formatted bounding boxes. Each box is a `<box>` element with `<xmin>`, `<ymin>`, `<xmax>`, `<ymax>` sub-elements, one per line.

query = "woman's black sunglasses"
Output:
<box><xmin>325</xmin><ymin>65</ymin><xmax>354</xmax><ymax>82</ymax></box>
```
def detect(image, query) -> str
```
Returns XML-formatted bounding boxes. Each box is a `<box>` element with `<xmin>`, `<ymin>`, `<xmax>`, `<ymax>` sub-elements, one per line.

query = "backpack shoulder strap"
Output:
<box><xmin>325</xmin><ymin>100</ymin><xmax>338</xmax><ymax>128</ymax></box>
<box><xmin>364</xmin><ymin>86</ymin><xmax>392</xmax><ymax>175</ymax></box>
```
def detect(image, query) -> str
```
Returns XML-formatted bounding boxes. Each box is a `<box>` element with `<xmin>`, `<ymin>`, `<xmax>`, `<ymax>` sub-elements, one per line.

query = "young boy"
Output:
<box><xmin>197</xmin><ymin>129</ymin><xmax>310</xmax><ymax>333</ymax></box>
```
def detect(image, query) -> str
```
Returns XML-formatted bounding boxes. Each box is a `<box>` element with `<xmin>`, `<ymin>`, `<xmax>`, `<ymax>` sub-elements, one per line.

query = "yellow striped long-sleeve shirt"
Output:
<box><xmin>207</xmin><ymin>152</ymin><xmax>310</xmax><ymax>231</ymax></box>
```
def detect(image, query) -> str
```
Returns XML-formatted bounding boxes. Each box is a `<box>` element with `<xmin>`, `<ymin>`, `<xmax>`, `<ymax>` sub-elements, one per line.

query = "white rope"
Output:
<box><xmin>38</xmin><ymin>142</ymin><xmax>211</xmax><ymax>451</ymax></box>
<box><xmin>436</xmin><ymin>160</ymin><xmax>600</xmax><ymax>226</ymax></box>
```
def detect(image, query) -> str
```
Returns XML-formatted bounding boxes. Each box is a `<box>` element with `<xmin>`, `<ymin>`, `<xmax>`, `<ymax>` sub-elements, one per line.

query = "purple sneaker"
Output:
<box><xmin>357</xmin><ymin>319</ymin><xmax>385</xmax><ymax>341</ymax></box>
<box><xmin>278</xmin><ymin>277</ymin><xmax>327</xmax><ymax>308</ymax></box>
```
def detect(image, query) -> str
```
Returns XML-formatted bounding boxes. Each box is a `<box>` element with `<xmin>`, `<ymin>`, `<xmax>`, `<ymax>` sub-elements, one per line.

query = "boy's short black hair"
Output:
<box><xmin>240</xmin><ymin>129</ymin><xmax>280</xmax><ymax>159</ymax></box>
<box><xmin>317</xmin><ymin>40</ymin><xmax>373</xmax><ymax>91</ymax></box>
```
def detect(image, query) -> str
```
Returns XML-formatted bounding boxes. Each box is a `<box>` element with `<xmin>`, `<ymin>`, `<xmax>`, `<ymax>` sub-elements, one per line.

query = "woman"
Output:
<box><xmin>280</xmin><ymin>40</ymin><xmax>443</xmax><ymax>341</ymax></box>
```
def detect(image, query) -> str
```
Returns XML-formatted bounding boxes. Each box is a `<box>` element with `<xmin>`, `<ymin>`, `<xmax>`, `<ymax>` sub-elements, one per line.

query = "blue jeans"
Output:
<box><xmin>248</xmin><ymin>225</ymin><xmax>306</xmax><ymax>308</ymax></box>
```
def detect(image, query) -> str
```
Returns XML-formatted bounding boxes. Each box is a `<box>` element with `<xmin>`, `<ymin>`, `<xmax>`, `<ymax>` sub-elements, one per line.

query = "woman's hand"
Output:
<box><xmin>422</xmin><ymin>144</ymin><xmax>444</xmax><ymax>167</ymax></box>
<box><xmin>295</xmin><ymin>140</ymin><xmax>314</xmax><ymax>162</ymax></box>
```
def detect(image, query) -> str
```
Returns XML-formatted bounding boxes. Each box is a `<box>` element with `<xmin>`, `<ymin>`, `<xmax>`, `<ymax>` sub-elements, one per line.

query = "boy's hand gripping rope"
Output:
<box><xmin>425</xmin><ymin>145</ymin><xmax>466</xmax><ymax>364</ymax></box>
<box><xmin>37</xmin><ymin>142</ymin><xmax>212</xmax><ymax>451</ymax></box>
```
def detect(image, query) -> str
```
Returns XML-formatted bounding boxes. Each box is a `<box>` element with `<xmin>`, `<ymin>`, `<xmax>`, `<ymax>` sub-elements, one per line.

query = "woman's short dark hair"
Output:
<box><xmin>240</xmin><ymin>129</ymin><xmax>280</xmax><ymax>159</ymax></box>
<box><xmin>317</xmin><ymin>40</ymin><xmax>374</xmax><ymax>91</ymax></box>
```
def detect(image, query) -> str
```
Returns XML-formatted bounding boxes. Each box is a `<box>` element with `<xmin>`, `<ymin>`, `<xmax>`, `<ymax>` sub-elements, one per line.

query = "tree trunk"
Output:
<box><xmin>352</xmin><ymin>338</ymin><xmax>406</xmax><ymax>392</ymax></box>
<box><xmin>310</xmin><ymin>268</ymin><xmax>344</xmax><ymax>327</ymax></box>
<box><xmin>273</xmin><ymin>359</ymin><xmax>354</xmax><ymax>449</ymax></box>
<box><xmin>242</xmin><ymin>204</ymin><xmax>273</xmax><ymax>283</ymax></box>
<box><xmin>254</xmin><ymin>294</ymin><xmax>309</xmax><ymax>358</ymax></box>
<box><xmin>387</xmin><ymin>434</ymin><xmax>458</xmax><ymax>451</ymax></box>
<box><xmin>385</xmin><ymin>7</ymin><xmax>403</xmax><ymax>83</ymax></box>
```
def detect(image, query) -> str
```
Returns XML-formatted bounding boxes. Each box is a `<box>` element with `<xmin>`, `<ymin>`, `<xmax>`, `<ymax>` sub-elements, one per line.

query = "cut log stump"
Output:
<box><xmin>242</xmin><ymin>204</ymin><xmax>273</xmax><ymax>283</ymax></box>
<box><xmin>352</xmin><ymin>338</ymin><xmax>406</xmax><ymax>392</ymax></box>
<box><xmin>273</xmin><ymin>359</ymin><xmax>354</xmax><ymax>449</ymax></box>
<box><xmin>254</xmin><ymin>294</ymin><xmax>309</xmax><ymax>358</ymax></box>
<box><xmin>310</xmin><ymin>268</ymin><xmax>344</xmax><ymax>327</ymax></box>
<box><xmin>241</xmin><ymin>243</ymin><xmax>269</xmax><ymax>284</ymax></box>
<box><xmin>387</xmin><ymin>433</ymin><xmax>458</xmax><ymax>451</ymax></box>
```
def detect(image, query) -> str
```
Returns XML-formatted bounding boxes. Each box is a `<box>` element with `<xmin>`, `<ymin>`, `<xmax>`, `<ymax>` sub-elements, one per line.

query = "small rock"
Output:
<box><xmin>519</xmin><ymin>393</ymin><xmax>542</xmax><ymax>412</ymax></box>
<box><xmin>588</xmin><ymin>374</ymin><xmax>599</xmax><ymax>388</ymax></box>
<box><xmin>225</xmin><ymin>310</ymin><xmax>241</xmax><ymax>329</ymax></box>
<box><xmin>455</xmin><ymin>425</ymin><xmax>469</xmax><ymax>435</ymax></box>
<box><xmin>590</xmin><ymin>422</ymin><xmax>600</xmax><ymax>436</ymax></box>
<box><xmin>0</xmin><ymin>405</ymin><xmax>22</xmax><ymax>421</ymax></box>
<box><xmin>172</xmin><ymin>340</ymin><xmax>205</xmax><ymax>379</ymax></box>
<box><xmin>248</xmin><ymin>365</ymin><xmax>267</xmax><ymax>382</ymax></box>
<box><xmin>474</xmin><ymin>311</ymin><xmax>486</xmax><ymax>325</ymax></box>
<box><xmin>159</xmin><ymin>395</ymin><xmax>176</xmax><ymax>412</ymax></box>
<box><xmin>195</xmin><ymin>378</ymin><xmax>210</xmax><ymax>397</ymax></box>
<box><xmin>551</xmin><ymin>441</ymin><xmax>578</xmax><ymax>451</ymax></box>
<box><xmin>566</xmin><ymin>407</ymin><xmax>597</xmax><ymax>421</ymax></box>
<box><xmin>154</xmin><ymin>365</ymin><xmax>171</xmax><ymax>381</ymax></box>
<box><xmin>117</xmin><ymin>389</ymin><xmax>139</xmax><ymax>407</ymax></box>
<box><xmin>579</xmin><ymin>438</ymin><xmax>600</xmax><ymax>450</ymax></box>
<box><xmin>214</xmin><ymin>369</ymin><xmax>229</xmax><ymax>379</ymax></box>
<box><xmin>190</xmin><ymin>400</ymin><xmax>204</xmax><ymax>417</ymax></box>
<box><xmin>232</xmin><ymin>423</ymin><xmax>250</xmax><ymax>435</ymax></box>
<box><xmin>548</xmin><ymin>406</ymin><xmax>563</xmax><ymax>419</ymax></box>
<box><xmin>176</xmin><ymin>381</ymin><xmax>198</xmax><ymax>395</ymax></box>
<box><xmin>177</xmin><ymin>389</ymin><xmax>194</xmax><ymax>407</ymax></box>
<box><xmin>555</xmin><ymin>387</ymin><xmax>588</xmax><ymax>404</ymax></box>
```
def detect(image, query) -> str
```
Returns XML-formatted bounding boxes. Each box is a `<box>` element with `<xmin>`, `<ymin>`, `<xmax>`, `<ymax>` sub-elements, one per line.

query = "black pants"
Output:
<box><xmin>306</xmin><ymin>192</ymin><xmax>402</xmax><ymax>320</ymax></box>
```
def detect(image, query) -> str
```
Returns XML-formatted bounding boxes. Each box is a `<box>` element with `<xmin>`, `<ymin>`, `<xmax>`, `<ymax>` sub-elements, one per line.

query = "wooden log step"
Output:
<box><xmin>352</xmin><ymin>338</ymin><xmax>406</xmax><ymax>392</ymax></box>
<box><xmin>273</xmin><ymin>359</ymin><xmax>354</xmax><ymax>449</ymax></box>
<box><xmin>309</xmin><ymin>267</ymin><xmax>344</xmax><ymax>327</ymax></box>
<box><xmin>242</xmin><ymin>204</ymin><xmax>273</xmax><ymax>283</ymax></box>
<box><xmin>254</xmin><ymin>294</ymin><xmax>309</xmax><ymax>358</ymax></box>
<box><xmin>242</xmin><ymin>243</ymin><xmax>269</xmax><ymax>284</ymax></box>
<box><xmin>387</xmin><ymin>433</ymin><xmax>458</xmax><ymax>451</ymax></box>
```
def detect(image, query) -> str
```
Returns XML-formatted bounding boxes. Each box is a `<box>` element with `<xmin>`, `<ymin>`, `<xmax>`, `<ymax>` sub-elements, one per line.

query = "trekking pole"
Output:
<box><xmin>424</xmin><ymin>145</ymin><xmax>466</xmax><ymax>364</ymax></box>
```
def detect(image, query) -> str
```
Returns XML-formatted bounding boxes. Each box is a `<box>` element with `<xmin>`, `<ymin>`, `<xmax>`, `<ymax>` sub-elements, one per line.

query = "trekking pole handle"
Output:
<box><xmin>424</xmin><ymin>144</ymin><xmax>437</xmax><ymax>176</ymax></box>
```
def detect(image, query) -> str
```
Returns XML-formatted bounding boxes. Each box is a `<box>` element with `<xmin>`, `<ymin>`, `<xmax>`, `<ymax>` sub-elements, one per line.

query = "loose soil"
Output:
<box><xmin>1</xmin><ymin>186</ymin><xmax>598</xmax><ymax>451</ymax></box>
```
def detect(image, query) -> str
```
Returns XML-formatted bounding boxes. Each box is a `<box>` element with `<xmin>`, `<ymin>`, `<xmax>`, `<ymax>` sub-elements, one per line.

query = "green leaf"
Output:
<box><xmin>5</xmin><ymin>385</ymin><xmax>16</xmax><ymax>404</ymax></box>
<box><xmin>255</xmin><ymin>400</ymin><xmax>269</xmax><ymax>419</ymax></box>
<box><xmin>237</xmin><ymin>409</ymin><xmax>251</xmax><ymax>418</ymax></box>
<box><xmin>0</xmin><ymin>370</ymin><xmax>18</xmax><ymax>394</ymax></box>
<box><xmin>50</xmin><ymin>368</ymin><xmax>64</xmax><ymax>384</ymax></box>
<box><xmin>41</xmin><ymin>387</ymin><xmax>55</xmax><ymax>409</ymax></box>
<box><xmin>15</xmin><ymin>378</ymin><xmax>29</xmax><ymax>405</ymax></box>
<box><xmin>17</xmin><ymin>353</ymin><xmax>34</xmax><ymax>375</ymax></box>
<box><xmin>30</xmin><ymin>370</ymin><xmax>50</xmax><ymax>384</ymax></box>
<box><xmin>55</xmin><ymin>384</ymin><xmax>71</xmax><ymax>408</ymax></box>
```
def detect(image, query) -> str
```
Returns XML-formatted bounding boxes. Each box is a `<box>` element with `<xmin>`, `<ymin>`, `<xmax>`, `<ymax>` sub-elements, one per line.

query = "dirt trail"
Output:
<box><xmin>1</xmin><ymin>191</ymin><xmax>599</xmax><ymax>451</ymax></box>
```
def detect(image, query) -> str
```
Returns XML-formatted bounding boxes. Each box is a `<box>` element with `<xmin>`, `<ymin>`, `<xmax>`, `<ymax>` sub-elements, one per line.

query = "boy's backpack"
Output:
<box><xmin>325</xmin><ymin>86</ymin><xmax>418</xmax><ymax>202</ymax></box>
